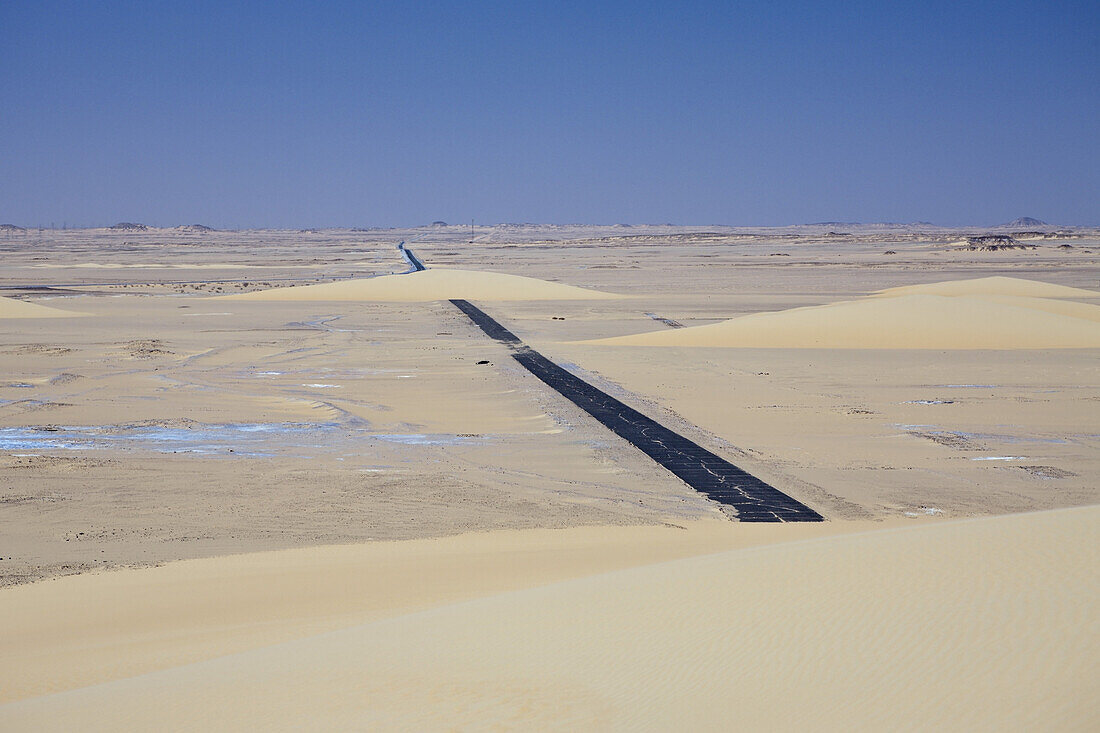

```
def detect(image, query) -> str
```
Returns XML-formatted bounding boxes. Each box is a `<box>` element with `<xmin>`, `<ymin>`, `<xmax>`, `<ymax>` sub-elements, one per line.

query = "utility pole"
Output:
<box><xmin>469</xmin><ymin>218</ymin><xmax>474</xmax><ymax>244</ymax></box>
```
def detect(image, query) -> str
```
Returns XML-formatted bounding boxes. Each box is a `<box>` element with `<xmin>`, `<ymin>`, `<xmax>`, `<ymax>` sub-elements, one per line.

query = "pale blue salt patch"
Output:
<box><xmin>373</xmin><ymin>434</ymin><xmax>487</xmax><ymax>446</ymax></box>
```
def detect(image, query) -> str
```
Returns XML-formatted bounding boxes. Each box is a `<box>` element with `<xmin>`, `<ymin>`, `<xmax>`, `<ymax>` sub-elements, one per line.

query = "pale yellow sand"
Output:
<box><xmin>973</xmin><ymin>294</ymin><xmax>1100</xmax><ymax>322</ymax></box>
<box><xmin>586</xmin><ymin>293</ymin><xmax>1100</xmax><ymax>349</ymax></box>
<box><xmin>876</xmin><ymin>275</ymin><xmax>1100</xmax><ymax>299</ymax></box>
<box><xmin>0</xmin><ymin>520</ymin><xmax>857</xmax><ymax>703</ymax></box>
<box><xmin>1</xmin><ymin>507</ymin><xmax>1094</xmax><ymax>731</ymax></box>
<box><xmin>0</xmin><ymin>296</ymin><xmax>85</xmax><ymax>319</ymax></box>
<box><xmin>218</xmin><ymin>267</ymin><xmax>622</xmax><ymax>302</ymax></box>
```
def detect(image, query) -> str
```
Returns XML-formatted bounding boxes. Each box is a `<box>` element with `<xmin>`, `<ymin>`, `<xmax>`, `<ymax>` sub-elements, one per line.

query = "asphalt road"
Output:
<box><xmin>397</xmin><ymin>242</ymin><xmax>427</xmax><ymax>272</ymax></box>
<box><xmin>450</xmin><ymin>298</ymin><xmax>823</xmax><ymax>522</ymax></box>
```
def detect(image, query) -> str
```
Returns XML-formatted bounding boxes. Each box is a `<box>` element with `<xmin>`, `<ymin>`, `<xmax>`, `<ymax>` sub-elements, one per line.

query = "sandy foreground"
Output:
<box><xmin>0</xmin><ymin>518</ymin><xmax>856</xmax><ymax>703</ymax></box>
<box><xmin>1</xmin><ymin>224</ymin><xmax>1098</xmax><ymax>728</ymax></box>
<box><xmin>0</xmin><ymin>507</ymin><xmax>1095</xmax><ymax>730</ymax></box>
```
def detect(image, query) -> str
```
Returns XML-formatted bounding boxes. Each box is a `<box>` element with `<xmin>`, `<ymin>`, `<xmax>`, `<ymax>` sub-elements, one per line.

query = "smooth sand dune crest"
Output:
<box><xmin>0</xmin><ymin>296</ymin><xmax>86</xmax><ymax>319</ymax></box>
<box><xmin>216</xmin><ymin>268</ymin><xmax>623</xmax><ymax>302</ymax></box>
<box><xmin>0</xmin><ymin>521</ymin><xmax>857</xmax><ymax>704</ymax></box>
<box><xmin>1</xmin><ymin>507</ymin><xmax>1095</xmax><ymax>731</ymax></box>
<box><xmin>875</xmin><ymin>275</ymin><xmax>1100</xmax><ymax>299</ymax></box>
<box><xmin>584</xmin><ymin>294</ymin><xmax>1100</xmax><ymax>349</ymax></box>
<box><xmin>975</xmin><ymin>294</ymin><xmax>1100</xmax><ymax>323</ymax></box>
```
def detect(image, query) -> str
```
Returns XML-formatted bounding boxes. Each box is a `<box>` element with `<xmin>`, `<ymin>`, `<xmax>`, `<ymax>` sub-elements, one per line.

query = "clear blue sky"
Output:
<box><xmin>2</xmin><ymin>0</ymin><xmax>1097</xmax><ymax>228</ymax></box>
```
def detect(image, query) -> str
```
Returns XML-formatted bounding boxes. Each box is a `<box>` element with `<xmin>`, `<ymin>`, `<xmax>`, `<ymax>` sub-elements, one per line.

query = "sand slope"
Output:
<box><xmin>876</xmin><ymin>275</ymin><xmax>1100</xmax><ymax>299</ymax></box>
<box><xmin>1</xmin><ymin>507</ymin><xmax>1094</xmax><ymax>731</ymax></box>
<box><xmin>0</xmin><ymin>521</ymin><xmax>860</xmax><ymax>704</ymax></box>
<box><xmin>218</xmin><ymin>268</ymin><xmax>622</xmax><ymax>302</ymax></box>
<box><xmin>587</xmin><ymin>294</ymin><xmax>1100</xmax><ymax>349</ymax></box>
<box><xmin>0</xmin><ymin>296</ymin><xmax>85</xmax><ymax>319</ymax></box>
<box><xmin>975</xmin><ymin>294</ymin><xmax>1100</xmax><ymax>323</ymax></box>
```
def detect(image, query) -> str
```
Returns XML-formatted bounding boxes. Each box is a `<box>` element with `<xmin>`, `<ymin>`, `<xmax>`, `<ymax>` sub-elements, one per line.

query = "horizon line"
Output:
<box><xmin>1</xmin><ymin>220</ymin><xmax>1093</xmax><ymax>232</ymax></box>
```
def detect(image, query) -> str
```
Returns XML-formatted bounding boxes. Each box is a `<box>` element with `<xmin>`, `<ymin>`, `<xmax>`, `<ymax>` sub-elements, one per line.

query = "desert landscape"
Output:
<box><xmin>0</xmin><ymin>222</ymin><xmax>1097</xmax><ymax>729</ymax></box>
<box><xmin>4</xmin><ymin>0</ymin><xmax>1096</xmax><ymax>726</ymax></box>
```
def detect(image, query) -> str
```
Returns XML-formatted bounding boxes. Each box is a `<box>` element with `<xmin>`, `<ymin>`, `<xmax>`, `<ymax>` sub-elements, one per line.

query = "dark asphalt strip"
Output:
<box><xmin>451</xmin><ymin>298</ymin><xmax>523</xmax><ymax>344</ymax></box>
<box><xmin>398</xmin><ymin>243</ymin><xmax>427</xmax><ymax>272</ymax></box>
<box><xmin>450</xmin><ymin>299</ymin><xmax>823</xmax><ymax>522</ymax></box>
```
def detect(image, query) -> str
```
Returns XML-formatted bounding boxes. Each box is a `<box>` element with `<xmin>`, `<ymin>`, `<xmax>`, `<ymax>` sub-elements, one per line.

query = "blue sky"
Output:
<box><xmin>1</xmin><ymin>0</ymin><xmax>1097</xmax><ymax>228</ymax></box>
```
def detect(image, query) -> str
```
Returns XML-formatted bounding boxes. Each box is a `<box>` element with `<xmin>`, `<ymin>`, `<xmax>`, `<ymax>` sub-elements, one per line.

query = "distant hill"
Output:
<box><xmin>0</xmin><ymin>224</ymin><xmax>26</xmax><ymax>232</ymax></box>
<box><xmin>109</xmin><ymin>222</ymin><xmax>148</xmax><ymax>231</ymax></box>
<box><xmin>960</xmin><ymin>235</ymin><xmax>1035</xmax><ymax>251</ymax></box>
<box><xmin>176</xmin><ymin>224</ymin><xmax>214</xmax><ymax>233</ymax></box>
<box><xmin>1003</xmin><ymin>217</ymin><xmax>1047</xmax><ymax>227</ymax></box>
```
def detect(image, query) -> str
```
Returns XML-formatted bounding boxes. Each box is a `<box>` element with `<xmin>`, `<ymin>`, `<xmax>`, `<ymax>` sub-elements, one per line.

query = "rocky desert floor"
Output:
<box><xmin>1</xmin><ymin>223</ymin><xmax>1098</xmax><ymax>585</ymax></box>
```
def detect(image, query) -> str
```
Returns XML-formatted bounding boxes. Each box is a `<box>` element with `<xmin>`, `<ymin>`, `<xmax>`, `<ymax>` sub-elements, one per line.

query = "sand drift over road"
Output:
<box><xmin>218</xmin><ymin>268</ymin><xmax>622</xmax><ymax>302</ymax></box>
<box><xmin>587</xmin><ymin>277</ymin><xmax>1100</xmax><ymax>349</ymax></box>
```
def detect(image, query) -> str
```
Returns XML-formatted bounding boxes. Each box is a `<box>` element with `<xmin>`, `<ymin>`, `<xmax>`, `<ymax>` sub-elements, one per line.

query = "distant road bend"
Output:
<box><xmin>397</xmin><ymin>241</ymin><xmax>427</xmax><ymax>272</ymax></box>
<box><xmin>448</xmin><ymin>297</ymin><xmax>823</xmax><ymax>523</ymax></box>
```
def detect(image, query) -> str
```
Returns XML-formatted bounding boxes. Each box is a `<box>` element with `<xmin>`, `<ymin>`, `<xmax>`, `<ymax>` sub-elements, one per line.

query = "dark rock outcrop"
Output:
<box><xmin>962</xmin><ymin>235</ymin><xmax>1035</xmax><ymax>251</ymax></box>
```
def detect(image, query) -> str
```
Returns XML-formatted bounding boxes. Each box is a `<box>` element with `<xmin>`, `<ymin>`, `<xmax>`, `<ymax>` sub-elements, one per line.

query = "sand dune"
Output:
<box><xmin>587</xmin><ymin>293</ymin><xmax>1100</xmax><ymax>349</ymax></box>
<box><xmin>0</xmin><ymin>521</ymin><xmax>857</xmax><ymax>704</ymax></box>
<box><xmin>876</xmin><ymin>275</ymin><xmax>1100</xmax><ymax>299</ymax></box>
<box><xmin>976</xmin><ymin>294</ymin><xmax>1100</xmax><ymax>323</ymax></box>
<box><xmin>218</xmin><ymin>268</ymin><xmax>622</xmax><ymax>302</ymax></box>
<box><xmin>0</xmin><ymin>296</ymin><xmax>85</xmax><ymax>319</ymax></box>
<box><xmin>1</xmin><ymin>507</ymin><xmax>1094</xmax><ymax>731</ymax></box>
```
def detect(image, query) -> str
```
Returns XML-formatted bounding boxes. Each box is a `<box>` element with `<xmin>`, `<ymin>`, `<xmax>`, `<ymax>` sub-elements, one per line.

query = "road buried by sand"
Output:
<box><xmin>358</xmin><ymin>245</ymin><xmax>821</xmax><ymax>520</ymax></box>
<box><xmin>278</xmin><ymin>245</ymin><xmax>822</xmax><ymax>520</ymax></box>
<box><xmin>216</xmin><ymin>266</ymin><xmax>624</xmax><ymax>302</ymax></box>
